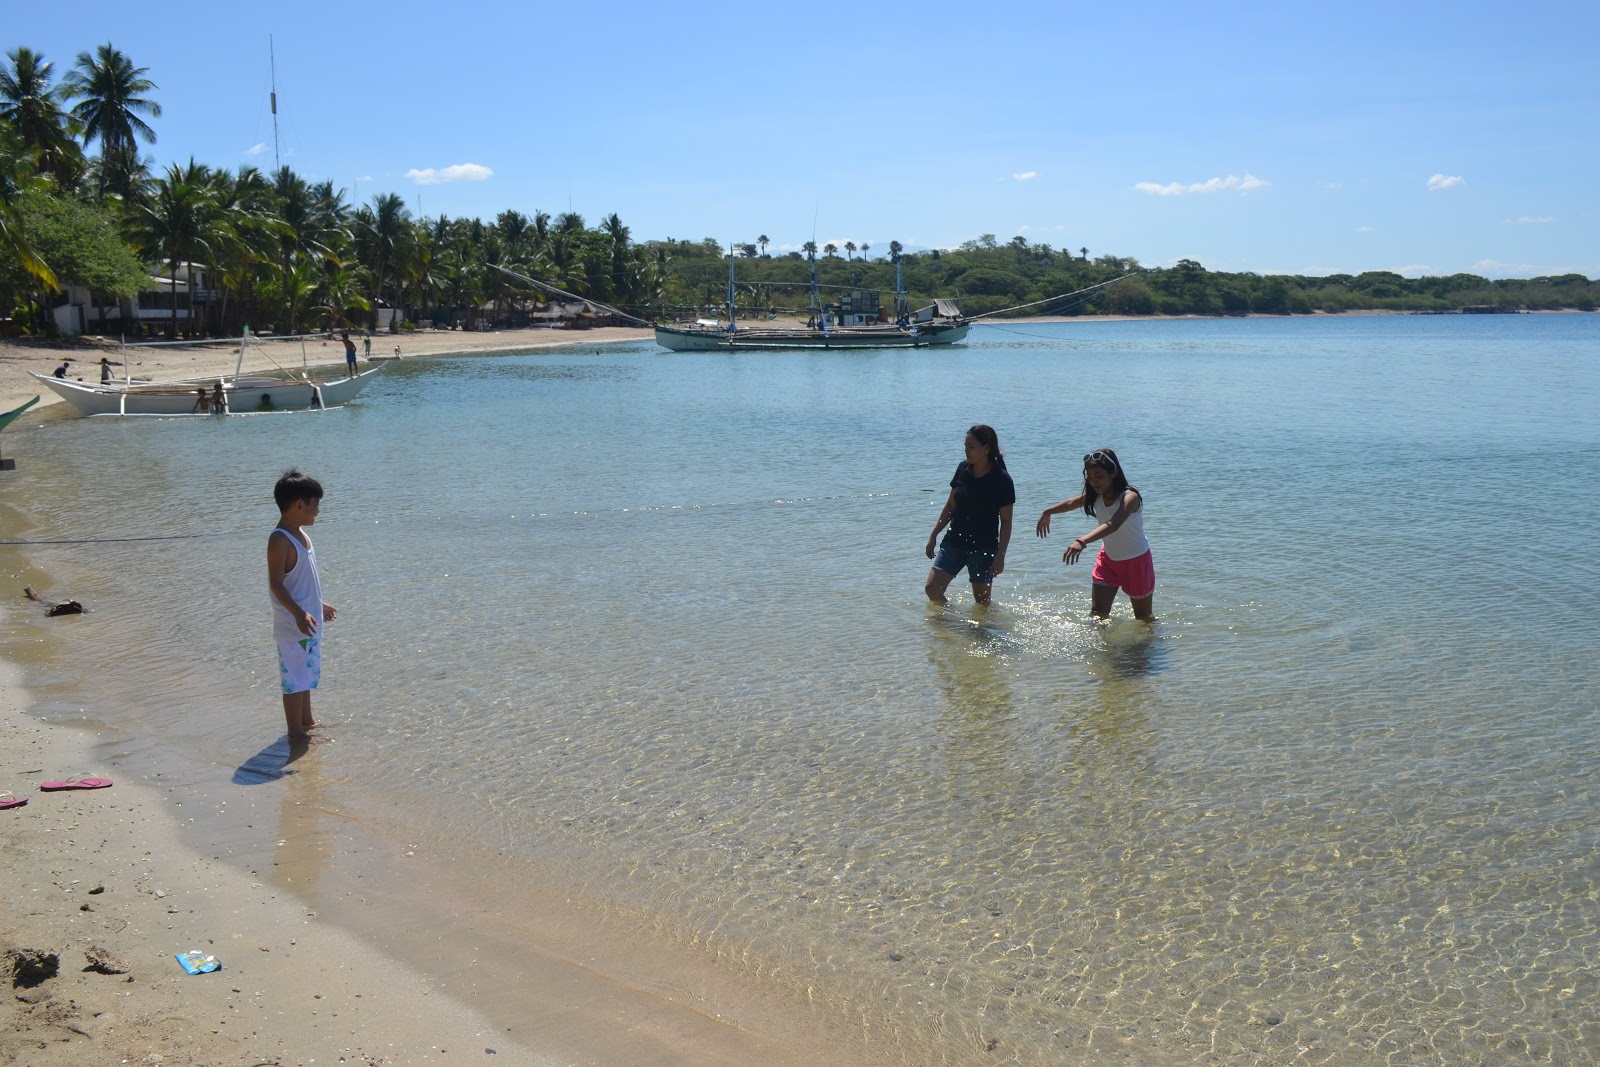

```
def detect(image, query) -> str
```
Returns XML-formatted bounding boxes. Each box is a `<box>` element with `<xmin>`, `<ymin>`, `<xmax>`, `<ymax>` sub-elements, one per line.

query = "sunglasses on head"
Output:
<box><xmin>1083</xmin><ymin>450</ymin><xmax>1118</xmax><ymax>469</ymax></box>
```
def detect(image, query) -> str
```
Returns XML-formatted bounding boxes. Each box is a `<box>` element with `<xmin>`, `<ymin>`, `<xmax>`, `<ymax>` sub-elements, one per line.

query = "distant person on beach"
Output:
<box><xmin>53</xmin><ymin>360</ymin><xmax>70</xmax><ymax>379</ymax></box>
<box><xmin>258</xmin><ymin>393</ymin><xmax>275</xmax><ymax>411</ymax></box>
<box><xmin>362</xmin><ymin>333</ymin><xmax>371</xmax><ymax>360</ymax></box>
<box><xmin>1036</xmin><ymin>447</ymin><xmax>1156</xmax><ymax>621</ymax></box>
<box><xmin>924</xmin><ymin>424</ymin><xmax>1015</xmax><ymax>607</ymax></box>
<box><xmin>211</xmin><ymin>381</ymin><xmax>227</xmax><ymax>413</ymax></box>
<box><xmin>267</xmin><ymin>469</ymin><xmax>337</xmax><ymax>744</ymax></box>
<box><xmin>100</xmin><ymin>356</ymin><xmax>119</xmax><ymax>383</ymax></box>
<box><xmin>341</xmin><ymin>331</ymin><xmax>357</xmax><ymax>377</ymax></box>
<box><xmin>191</xmin><ymin>388</ymin><xmax>211</xmax><ymax>414</ymax></box>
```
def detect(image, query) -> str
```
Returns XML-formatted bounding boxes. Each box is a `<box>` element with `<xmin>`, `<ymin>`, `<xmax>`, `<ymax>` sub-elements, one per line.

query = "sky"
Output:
<box><xmin>8</xmin><ymin>0</ymin><xmax>1598</xmax><ymax>278</ymax></box>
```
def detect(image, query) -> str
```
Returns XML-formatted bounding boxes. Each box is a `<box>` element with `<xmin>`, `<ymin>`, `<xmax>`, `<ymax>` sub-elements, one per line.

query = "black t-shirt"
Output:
<box><xmin>944</xmin><ymin>462</ymin><xmax>1016</xmax><ymax>551</ymax></box>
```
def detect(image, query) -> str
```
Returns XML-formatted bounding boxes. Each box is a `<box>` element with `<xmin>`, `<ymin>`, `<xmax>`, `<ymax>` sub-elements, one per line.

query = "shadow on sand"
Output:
<box><xmin>232</xmin><ymin>734</ymin><xmax>315</xmax><ymax>784</ymax></box>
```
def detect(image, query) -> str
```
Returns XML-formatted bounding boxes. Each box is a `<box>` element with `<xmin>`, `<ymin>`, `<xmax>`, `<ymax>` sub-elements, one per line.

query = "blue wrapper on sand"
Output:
<box><xmin>175</xmin><ymin>950</ymin><xmax>220</xmax><ymax>974</ymax></box>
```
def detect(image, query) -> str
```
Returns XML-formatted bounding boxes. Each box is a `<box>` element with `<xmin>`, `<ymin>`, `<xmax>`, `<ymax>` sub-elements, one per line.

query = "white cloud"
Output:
<box><xmin>406</xmin><ymin>163</ymin><xmax>494</xmax><ymax>185</ymax></box>
<box><xmin>1389</xmin><ymin>263</ymin><xmax>1433</xmax><ymax>277</ymax></box>
<box><xmin>245</xmin><ymin>143</ymin><xmax>268</xmax><ymax>157</ymax></box>
<box><xmin>1320</xmin><ymin>181</ymin><xmax>1344</xmax><ymax>190</ymax></box>
<box><xmin>1356</xmin><ymin>225</ymin><xmax>1376</xmax><ymax>233</ymax></box>
<box><xmin>1133</xmin><ymin>173</ymin><xmax>1268</xmax><ymax>196</ymax></box>
<box><xmin>1426</xmin><ymin>173</ymin><xmax>1465</xmax><ymax>192</ymax></box>
<box><xmin>1017</xmin><ymin>225</ymin><xmax>1029</xmax><ymax>233</ymax></box>
<box><xmin>1012</xmin><ymin>170</ymin><xmax>1038</xmax><ymax>182</ymax></box>
<box><xmin>1501</xmin><ymin>215</ymin><xmax>1552</xmax><ymax>225</ymax></box>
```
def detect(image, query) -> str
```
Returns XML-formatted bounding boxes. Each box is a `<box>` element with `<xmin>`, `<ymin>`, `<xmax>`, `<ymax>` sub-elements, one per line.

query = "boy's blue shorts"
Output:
<box><xmin>932</xmin><ymin>541</ymin><xmax>998</xmax><ymax>585</ymax></box>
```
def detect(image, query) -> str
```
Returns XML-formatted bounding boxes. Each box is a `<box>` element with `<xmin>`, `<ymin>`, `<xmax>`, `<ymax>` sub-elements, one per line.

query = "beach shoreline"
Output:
<box><xmin>0</xmin><ymin>346</ymin><xmax>912</xmax><ymax>1067</ymax></box>
<box><xmin>11</xmin><ymin>307</ymin><xmax>1584</xmax><ymax>413</ymax></box>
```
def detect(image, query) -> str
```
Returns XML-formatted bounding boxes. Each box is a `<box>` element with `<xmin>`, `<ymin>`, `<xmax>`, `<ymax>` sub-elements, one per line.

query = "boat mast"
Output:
<box><xmin>234</xmin><ymin>326</ymin><xmax>249</xmax><ymax>383</ymax></box>
<box><xmin>808</xmin><ymin>249</ymin><xmax>821</xmax><ymax>330</ymax></box>
<box><xmin>725</xmin><ymin>243</ymin><xmax>736</xmax><ymax>335</ymax></box>
<box><xmin>269</xmin><ymin>37</ymin><xmax>281</xmax><ymax>172</ymax></box>
<box><xmin>894</xmin><ymin>257</ymin><xmax>907</xmax><ymax>322</ymax></box>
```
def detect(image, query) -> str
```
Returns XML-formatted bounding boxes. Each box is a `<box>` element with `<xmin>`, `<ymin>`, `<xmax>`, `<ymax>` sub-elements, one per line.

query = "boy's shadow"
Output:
<box><xmin>231</xmin><ymin>735</ymin><xmax>316</xmax><ymax>784</ymax></box>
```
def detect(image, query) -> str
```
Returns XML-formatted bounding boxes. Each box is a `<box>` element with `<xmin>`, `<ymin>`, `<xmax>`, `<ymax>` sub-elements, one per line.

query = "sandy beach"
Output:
<box><xmin>0</xmin><ymin>325</ymin><xmax>658</xmax><ymax>413</ymax></box>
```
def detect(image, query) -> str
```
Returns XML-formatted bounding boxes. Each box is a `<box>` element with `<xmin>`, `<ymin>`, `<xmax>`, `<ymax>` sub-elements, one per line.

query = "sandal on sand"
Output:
<box><xmin>39</xmin><ymin>775</ymin><xmax>113</xmax><ymax>791</ymax></box>
<box><xmin>0</xmin><ymin>792</ymin><xmax>27</xmax><ymax>810</ymax></box>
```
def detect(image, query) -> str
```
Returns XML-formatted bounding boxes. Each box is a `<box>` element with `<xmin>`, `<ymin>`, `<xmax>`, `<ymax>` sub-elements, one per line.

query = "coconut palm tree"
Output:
<box><xmin>0</xmin><ymin>125</ymin><xmax>58</xmax><ymax>290</ymax></box>
<box><xmin>0</xmin><ymin>48</ymin><xmax>82</xmax><ymax>186</ymax></box>
<box><xmin>361</xmin><ymin>192</ymin><xmax>411</xmax><ymax>330</ymax></box>
<box><xmin>125</xmin><ymin>159</ymin><xmax>221</xmax><ymax>338</ymax></box>
<box><xmin>757</xmin><ymin>234</ymin><xmax>769</xmax><ymax>257</ymax></box>
<box><xmin>823</xmin><ymin>243</ymin><xmax>837</xmax><ymax>258</ymax></box>
<box><xmin>60</xmin><ymin>43</ymin><xmax>161</xmax><ymax>205</ymax></box>
<box><xmin>844</xmin><ymin>241</ymin><xmax>856</xmax><ymax>260</ymax></box>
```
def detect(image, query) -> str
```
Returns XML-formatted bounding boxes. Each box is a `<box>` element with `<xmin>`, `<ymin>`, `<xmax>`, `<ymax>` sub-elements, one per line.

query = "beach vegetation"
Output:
<box><xmin>1</xmin><ymin>39</ymin><xmax>1597</xmax><ymax>337</ymax></box>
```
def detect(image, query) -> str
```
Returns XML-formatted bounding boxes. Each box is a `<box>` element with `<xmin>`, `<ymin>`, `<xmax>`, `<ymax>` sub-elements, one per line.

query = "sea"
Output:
<box><xmin>2</xmin><ymin>313</ymin><xmax>1596</xmax><ymax>1065</ymax></box>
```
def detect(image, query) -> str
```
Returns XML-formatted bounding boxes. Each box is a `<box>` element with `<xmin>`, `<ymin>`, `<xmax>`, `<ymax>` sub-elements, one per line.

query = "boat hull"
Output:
<box><xmin>654</xmin><ymin>321</ymin><xmax>970</xmax><ymax>351</ymax></box>
<box><xmin>31</xmin><ymin>364</ymin><xmax>386</xmax><ymax>417</ymax></box>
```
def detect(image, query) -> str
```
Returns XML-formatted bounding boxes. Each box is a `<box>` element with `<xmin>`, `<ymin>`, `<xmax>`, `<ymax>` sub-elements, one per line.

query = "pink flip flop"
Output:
<box><xmin>39</xmin><ymin>775</ymin><xmax>113</xmax><ymax>791</ymax></box>
<box><xmin>0</xmin><ymin>792</ymin><xmax>27</xmax><ymax>810</ymax></box>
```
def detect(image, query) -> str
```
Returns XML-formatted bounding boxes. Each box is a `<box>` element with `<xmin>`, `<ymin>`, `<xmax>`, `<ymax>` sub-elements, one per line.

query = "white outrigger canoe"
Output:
<box><xmin>30</xmin><ymin>329</ymin><xmax>387</xmax><ymax>417</ymax></box>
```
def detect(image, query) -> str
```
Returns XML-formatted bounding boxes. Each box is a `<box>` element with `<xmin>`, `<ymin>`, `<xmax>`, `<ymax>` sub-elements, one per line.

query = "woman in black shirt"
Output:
<box><xmin>924</xmin><ymin>424</ymin><xmax>1015</xmax><ymax>606</ymax></box>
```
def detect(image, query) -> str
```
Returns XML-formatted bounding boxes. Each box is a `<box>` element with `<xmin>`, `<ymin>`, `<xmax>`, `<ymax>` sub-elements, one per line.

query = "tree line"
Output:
<box><xmin>3</xmin><ymin>42</ymin><xmax>1595</xmax><ymax>341</ymax></box>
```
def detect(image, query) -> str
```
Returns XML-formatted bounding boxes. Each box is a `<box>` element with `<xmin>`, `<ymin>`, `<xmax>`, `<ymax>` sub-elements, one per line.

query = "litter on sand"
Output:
<box><xmin>175</xmin><ymin>950</ymin><xmax>221</xmax><ymax>975</ymax></box>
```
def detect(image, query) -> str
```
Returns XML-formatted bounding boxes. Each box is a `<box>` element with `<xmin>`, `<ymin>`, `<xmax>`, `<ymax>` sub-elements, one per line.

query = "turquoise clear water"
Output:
<box><xmin>4</xmin><ymin>315</ymin><xmax>1598</xmax><ymax>1064</ymax></box>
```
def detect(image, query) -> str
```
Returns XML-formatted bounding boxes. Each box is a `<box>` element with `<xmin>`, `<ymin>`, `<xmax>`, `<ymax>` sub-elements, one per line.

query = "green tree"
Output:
<box><xmin>0</xmin><ymin>48</ymin><xmax>82</xmax><ymax>186</ymax></box>
<box><xmin>0</xmin><ymin>125</ymin><xmax>57</xmax><ymax>289</ymax></box>
<box><xmin>360</xmin><ymin>192</ymin><xmax>411</xmax><ymax>330</ymax></box>
<box><xmin>124</xmin><ymin>159</ymin><xmax>221</xmax><ymax>338</ymax></box>
<box><xmin>60</xmin><ymin>43</ymin><xmax>160</xmax><ymax>204</ymax></box>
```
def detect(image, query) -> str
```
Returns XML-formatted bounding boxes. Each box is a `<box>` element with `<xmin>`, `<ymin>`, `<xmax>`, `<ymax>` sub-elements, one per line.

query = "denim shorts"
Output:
<box><xmin>932</xmin><ymin>541</ymin><xmax>998</xmax><ymax>585</ymax></box>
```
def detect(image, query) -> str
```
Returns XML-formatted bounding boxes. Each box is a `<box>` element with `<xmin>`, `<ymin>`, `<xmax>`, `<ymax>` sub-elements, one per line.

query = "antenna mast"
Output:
<box><xmin>269</xmin><ymin>36</ymin><xmax>281</xmax><ymax>171</ymax></box>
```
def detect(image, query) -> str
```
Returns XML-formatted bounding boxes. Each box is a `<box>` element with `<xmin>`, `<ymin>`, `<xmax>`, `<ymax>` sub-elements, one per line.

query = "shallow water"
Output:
<box><xmin>4</xmin><ymin>315</ymin><xmax>1598</xmax><ymax>1064</ymax></box>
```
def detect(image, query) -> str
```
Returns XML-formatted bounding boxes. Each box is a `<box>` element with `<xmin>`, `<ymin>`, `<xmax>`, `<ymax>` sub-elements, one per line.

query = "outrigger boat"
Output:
<box><xmin>31</xmin><ymin>329</ymin><xmax>386</xmax><ymax>417</ymax></box>
<box><xmin>653</xmin><ymin>249</ymin><xmax>969</xmax><ymax>351</ymax></box>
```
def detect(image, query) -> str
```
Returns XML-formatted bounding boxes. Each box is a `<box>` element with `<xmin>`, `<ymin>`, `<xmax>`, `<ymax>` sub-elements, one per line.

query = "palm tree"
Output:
<box><xmin>1080</xmin><ymin>246</ymin><xmax>1088</xmax><ymax>261</ymax></box>
<box><xmin>125</xmin><ymin>159</ymin><xmax>221</xmax><ymax>338</ymax></box>
<box><xmin>844</xmin><ymin>241</ymin><xmax>856</xmax><ymax>260</ymax></box>
<box><xmin>823</xmin><ymin>243</ymin><xmax>837</xmax><ymax>258</ymax></box>
<box><xmin>889</xmin><ymin>240</ymin><xmax>904</xmax><ymax>262</ymax></box>
<box><xmin>0</xmin><ymin>48</ymin><xmax>82</xmax><ymax>186</ymax></box>
<box><xmin>61</xmin><ymin>43</ymin><xmax>160</xmax><ymax>204</ymax></box>
<box><xmin>0</xmin><ymin>126</ymin><xmax>58</xmax><ymax>289</ymax></box>
<box><xmin>859</xmin><ymin>242</ymin><xmax>870</xmax><ymax>259</ymax></box>
<box><xmin>757</xmin><ymin>234</ymin><xmax>769</xmax><ymax>256</ymax></box>
<box><xmin>362</xmin><ymin>192</ymin><xmax>410</xmax><ymax>330</ymax></box>
<box><xmin>801</xmin><ymin>240</ymin><xmax>817</xmax><ymax>257</ymax></box>
<box><xmin>602</xmin><ymin>212</ymin><xmax>630</xmax><ymax>303</ymax></box>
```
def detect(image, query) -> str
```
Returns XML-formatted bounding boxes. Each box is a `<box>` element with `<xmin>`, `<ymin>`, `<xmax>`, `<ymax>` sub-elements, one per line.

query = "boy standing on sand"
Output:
<box><xmin>267</xmin><ymin>470</ymin><xmax>337</xmax><ymax>743</ymax></box>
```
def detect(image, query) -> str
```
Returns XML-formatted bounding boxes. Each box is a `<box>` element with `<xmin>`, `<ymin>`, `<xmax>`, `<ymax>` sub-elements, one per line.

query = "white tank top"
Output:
<box><xmin>270</xmin><ymin>527</ymin><xmax>322</xmax><ymax>642</ymax></box>
<box><xmin>1089</xmin><ymin>491</ymin><xmax>1150</xmax><ymax>561</ymax></box>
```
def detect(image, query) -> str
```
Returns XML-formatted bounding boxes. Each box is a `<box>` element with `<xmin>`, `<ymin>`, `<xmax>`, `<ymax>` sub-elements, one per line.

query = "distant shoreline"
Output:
<box><xmin>4</xmin><ymin>307</ymin><xmax>1589</xmax><ymax>411</ymax></box>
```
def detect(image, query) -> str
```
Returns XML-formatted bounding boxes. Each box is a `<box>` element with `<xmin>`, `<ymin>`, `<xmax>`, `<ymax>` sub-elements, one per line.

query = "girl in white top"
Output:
<box><xmin>1035</xmin><ymin>448</ymin><xmax>1156</xmax><ymax>621</ymax></box>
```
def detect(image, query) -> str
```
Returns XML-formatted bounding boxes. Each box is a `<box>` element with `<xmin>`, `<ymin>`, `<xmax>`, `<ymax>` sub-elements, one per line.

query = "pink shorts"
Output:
<box><xmin>1090</xmin><ymin>549</ymin><xmax>1155</xmax><ymax>599</ymax></box>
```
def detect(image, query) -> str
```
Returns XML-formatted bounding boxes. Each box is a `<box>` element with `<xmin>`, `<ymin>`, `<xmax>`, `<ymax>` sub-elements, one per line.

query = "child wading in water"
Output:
<box><xmin>924</xmin><ymin>424</ymin><xmax>1015</xmax><ymax>607</ymax></box>
<box><xmin>267</xmin><ymin>470</ymin><xmax>337</xmax><ymax>743</ymax></box>
<box><xmin>1036</xmin><ymin>448</ymin><xmax>1155</xmax><ymax>620</ymax></box>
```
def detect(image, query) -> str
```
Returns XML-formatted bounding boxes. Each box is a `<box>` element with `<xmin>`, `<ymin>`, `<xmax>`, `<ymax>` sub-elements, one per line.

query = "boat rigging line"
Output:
<box><xmin>964</xmin><ymin>273</ymin><xmax>1136</xmax><ymax>321</ymax></box>
<box><xmin>487</xmin><ymin>264</ymin><xmax>652</xmax><ymax>326</ymax></box>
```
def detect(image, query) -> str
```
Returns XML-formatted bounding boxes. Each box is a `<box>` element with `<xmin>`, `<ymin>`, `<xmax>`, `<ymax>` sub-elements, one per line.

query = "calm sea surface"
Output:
<box><xmin>4</xmin><ymin>315</ymin><xmax>1598</xmax><ymax>1064</ymax></box>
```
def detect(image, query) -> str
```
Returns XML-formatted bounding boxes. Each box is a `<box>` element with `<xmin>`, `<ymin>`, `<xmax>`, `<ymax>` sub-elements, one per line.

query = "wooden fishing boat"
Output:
<box><xmin>32</xmin><ymin>366</ymin><xmax>385</xmax><ymax>416</ymax></box>
<box><xmin>30</xmin><ymin>329</ymin><xmax>386</xmax><ymax>417</ymax></box>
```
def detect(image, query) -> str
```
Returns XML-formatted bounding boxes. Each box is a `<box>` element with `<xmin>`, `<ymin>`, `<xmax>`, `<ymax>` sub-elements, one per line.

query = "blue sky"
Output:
<box><xmin>9</xmin><ymin>0</ymin><xmax>1597</xmax><ymax>278</ymax></box>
